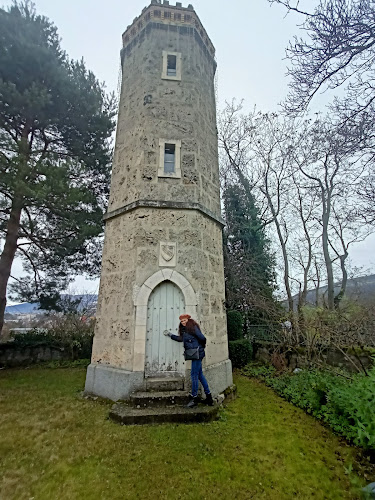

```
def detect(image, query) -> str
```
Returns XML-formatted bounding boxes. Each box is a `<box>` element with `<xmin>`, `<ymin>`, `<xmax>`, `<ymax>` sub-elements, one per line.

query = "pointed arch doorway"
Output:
<box><xmin>133</xmin><ymin>269</ymin><xmax>198</xmax><ymax>377</ymax></box>
<box><xmin>145</xmin><ymin>280</ymin><xmax>185</xmax><ymax>377</ymax></box>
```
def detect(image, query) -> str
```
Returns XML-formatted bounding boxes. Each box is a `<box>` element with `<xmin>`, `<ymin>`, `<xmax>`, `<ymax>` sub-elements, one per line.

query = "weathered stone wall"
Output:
<box><xmin>90</xmin><ymin>4</ymin><xmax>230</xmax><ymax>388</ymax></box>
<box><xmin>108</xmin><ymin>22</ymin><xmax>220</xmax><ymax>217</ymax></box>
<box><xmin>92</xmin><ymin>207</ymin><xmax>228</xmax><ymax>370</ymax></box>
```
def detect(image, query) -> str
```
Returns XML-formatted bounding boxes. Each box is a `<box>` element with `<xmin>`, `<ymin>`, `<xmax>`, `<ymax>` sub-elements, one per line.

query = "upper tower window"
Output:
<box><xmin>162</xmin><ymin>51</ymin><xmax>181</xmax><ymax>81</ymax></box>
<box><xmin>167</xmin><ymin>55</ymin><xmax>177</xmax><ymax>77</ymax></box>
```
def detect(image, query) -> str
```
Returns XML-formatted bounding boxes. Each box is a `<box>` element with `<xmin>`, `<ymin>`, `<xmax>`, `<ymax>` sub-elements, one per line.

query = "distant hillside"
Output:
<box><xmin>298</xmin><ymin>274</ymin><xmax>375</xmax><ymax>306</ymax></box>
<box><xmin>5</xmin><ymin>302</ymin><xmax>41</xmax><ymax>315</ymax></box>
<box><xmin>5</xmin><ymin>294</ymin><xmax>98</xmax><ymax>316</ymax></box>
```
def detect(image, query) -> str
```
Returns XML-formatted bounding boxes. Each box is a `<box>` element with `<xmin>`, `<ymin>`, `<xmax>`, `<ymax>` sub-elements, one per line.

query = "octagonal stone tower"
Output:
<box><xmin>85</xmin><ymin>0</ymin><xmax>232</xmax><ymax>401</ymax></box>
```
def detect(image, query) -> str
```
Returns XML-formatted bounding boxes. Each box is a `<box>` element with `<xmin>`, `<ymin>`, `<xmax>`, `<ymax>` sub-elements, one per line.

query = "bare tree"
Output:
<box><xmin>219</xmin><ymin>103</ymin><xmax>373</xmax><ymax>313</ymax></box>
<box><xmin>268</xmin><ymin>0</ymin><xmax>375</xmax><ymax>125</ymax></box>
<box><xmin>291</xmin><ymin>118</ymin><xmax>373</xmax><ymax>308</ymax></box>
<box><xmin>357</xmin><ymin>173</ymin><xmax>375</xmax><ymax>225</ymax></box>
<box><xmin>288</xmin><ymin>175</ymin><xmax>320</xmax><ymax>310</ymax></box>
<box><xmin>219</xmin><ymin>103</ymin><xmax>317</xmax><ymax>313</ymax></box>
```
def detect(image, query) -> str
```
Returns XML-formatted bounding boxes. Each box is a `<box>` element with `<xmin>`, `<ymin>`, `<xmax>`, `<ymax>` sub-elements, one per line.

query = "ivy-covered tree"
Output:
<box><xmin>223</xmin><ymin>180</ymin><xmax>279</xmax><ymax>325</ymax></box>
<box><xmin>0</xmin><ymin>2</ymin><xmax>116</xmax><ymax>336</ymax></box>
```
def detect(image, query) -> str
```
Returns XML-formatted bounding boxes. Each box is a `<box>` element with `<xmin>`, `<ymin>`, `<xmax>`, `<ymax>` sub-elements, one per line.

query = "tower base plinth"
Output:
<box><xmin>85</xmin><ymin>364</ymin><xmax>145</xmax><ymax>401</ymax></box>
<box><xmin>85</xmin><ymin>360</ymin><xmax>233</xmax><ymax>402</ymax></box>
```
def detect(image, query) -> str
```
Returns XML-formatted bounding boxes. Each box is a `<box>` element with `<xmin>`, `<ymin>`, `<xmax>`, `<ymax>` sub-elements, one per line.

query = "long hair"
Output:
<box><xmin>178</xmin><ymin>318</ymin><xmax>200</xmax><ymax>336</ymax></box>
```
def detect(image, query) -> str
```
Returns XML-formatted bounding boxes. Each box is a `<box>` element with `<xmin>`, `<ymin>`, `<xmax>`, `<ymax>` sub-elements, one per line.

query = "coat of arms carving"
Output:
<box><xmin>161</xmin><ymin>244</ymin><xmax>175</xmax><ymax>262</ymax></box>
<box><xmin>159</xmin><ymin>241</ymin><xmax>177</xmax><ymax>267</ymax></box>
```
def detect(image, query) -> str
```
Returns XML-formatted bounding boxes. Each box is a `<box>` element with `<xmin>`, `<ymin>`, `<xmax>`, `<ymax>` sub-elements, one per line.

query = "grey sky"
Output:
<box><xmin>3</xmin><ymin>0</ymin><xmax>303</xmax><ymax>108</ymax></box>
<box><xmin>3</xmin><ymin>0</ymin><xmax>374</xmax><ymax>298</ymax></box>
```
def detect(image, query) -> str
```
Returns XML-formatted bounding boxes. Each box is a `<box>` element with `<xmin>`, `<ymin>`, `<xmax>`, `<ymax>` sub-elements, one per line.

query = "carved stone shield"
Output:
<box><xmin>159</xmin><ymin>241</ymin><xmax>177</xmax><ymax>267</ymax></box>
<box><xmin>161</xmin><ymin>244</ymin><xmax>175</xmax><ymax>262</ymax></box>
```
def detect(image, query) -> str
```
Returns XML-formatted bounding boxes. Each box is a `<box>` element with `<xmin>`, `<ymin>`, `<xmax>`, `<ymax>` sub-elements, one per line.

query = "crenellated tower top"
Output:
<box><xmin>122</xmin><ymin>1</ymin><xmax>215</xmax><ymax>61</ymax></box>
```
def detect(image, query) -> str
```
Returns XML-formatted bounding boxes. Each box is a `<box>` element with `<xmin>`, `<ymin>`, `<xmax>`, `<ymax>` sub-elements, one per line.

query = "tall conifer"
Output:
<box><xmin>223</xmin><ymin>181</ymin><xmax>279</xmax><ymax>325</ymax></box>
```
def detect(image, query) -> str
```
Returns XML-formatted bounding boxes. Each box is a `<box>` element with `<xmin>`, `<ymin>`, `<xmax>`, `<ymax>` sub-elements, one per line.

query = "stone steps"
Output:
<box><xmin>145</xmin><ymin>376</ymin><xmax>184</xmax><ymax>392</ymax></box>
<box><xmin>109</xmin><ymin>401</ymin><xmax>220</xmax><ymax>425</ymax></box>
<box><xmin>130</xmin><ymin>390</ymin><xmax>190</xmax><ymax>408</ymax></box>
<box><xmin>108</xmin><ymin>378</ymin><xmax>236</xmax><ymax>426</ymax></box>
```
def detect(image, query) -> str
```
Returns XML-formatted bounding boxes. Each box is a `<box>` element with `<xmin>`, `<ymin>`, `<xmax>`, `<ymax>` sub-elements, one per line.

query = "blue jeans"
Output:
<box><xmin>190</xmin><ymin>359</ymin><xmax>210</xmax><ymax>397</ymax></box>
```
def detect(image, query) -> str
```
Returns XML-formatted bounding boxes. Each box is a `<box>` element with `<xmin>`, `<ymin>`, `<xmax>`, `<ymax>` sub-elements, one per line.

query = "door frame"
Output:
<box><xmin>145</xmin><ymin>280</ymin><xmax>185</xmax><ymax>377</ymax></box>
<box><xmin>133</xmin><ymin>269</ymin><xmax>198</xmax><ymax>373</ymax></box>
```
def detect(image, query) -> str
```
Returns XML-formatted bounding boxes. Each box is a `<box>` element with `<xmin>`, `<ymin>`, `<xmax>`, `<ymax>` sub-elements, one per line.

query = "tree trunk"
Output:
<box><xmin>268</xmin><ymin>197</ymin><xmax>294</xmax><ymax>312</ymax></box>
<box><xmin>314</xmin><ymin>261</ymin><xmax>321</xmax><ymax>306</ymax></box>
<box><xmin>0</xmin><ymin>199</ymin><xmax>23</xmax><ymax>337</ymax></box>
<box><xmin>0</xmin><ymin>121</ymin><xmax>30</xmax><ymax>337</ymax></box>
<box><xmin>322</xmin><ymin>220</ymin><xmax>335</xmax><ymax>309</ymax></box>
<box><xmin>334</xmin><ymin>252</ymin><xmax>348</xmax><ymax>309</ymax></box>
<box><xmin>321</xmin><ymin>190</ymin><xmax>335</xmax><ymax>309</ymax></box>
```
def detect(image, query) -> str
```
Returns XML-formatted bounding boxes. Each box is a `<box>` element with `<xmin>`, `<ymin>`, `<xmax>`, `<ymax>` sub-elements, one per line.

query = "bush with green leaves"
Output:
<box><xmin>227</xmin><ymin>310</ymin><xmax>244</xmax><ymax>341</ymax></box>
<box><xmin>229</xmin><ymin>339</ymin><xmax>252</xmax><ymax>368</ymax></box>
<box><xmin>242</xmin><ymin>364</ymin><xmax>375</xmax><ymax>452</ymax></box>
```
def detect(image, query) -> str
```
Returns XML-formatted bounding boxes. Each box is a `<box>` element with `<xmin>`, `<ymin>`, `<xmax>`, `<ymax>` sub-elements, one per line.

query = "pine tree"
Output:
<box><xmin>0</xmin><ymin>2</ymin><xmax>116</xmax><ymax>335</ymax></box>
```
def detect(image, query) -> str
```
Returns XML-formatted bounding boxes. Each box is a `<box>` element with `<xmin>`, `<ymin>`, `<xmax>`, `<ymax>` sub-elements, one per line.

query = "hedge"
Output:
<box><xmin>227</xmin><ymin>310</ymin><xmax>244</xmax><ymax>341</ymax></box>
<box><xmin>229</xmin><ymin>339</ymin><xmax>253</xmax><ymax>368</ymax></box>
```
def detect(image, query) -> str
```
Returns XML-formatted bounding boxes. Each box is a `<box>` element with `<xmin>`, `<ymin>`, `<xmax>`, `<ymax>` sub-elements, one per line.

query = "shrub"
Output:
<box><xmin>325</xmin><ymin>370</ymin><xmax>375</xmax><ymax>450</ymax></box>
<box><xmin>229</xmin><ymin>339</ymin><xmax>252</xmax><ymax>368</ymax></box>
<box><xmin>227</xmin><ymin>310</ymin><xmax>244</xmax><ymax>341</ymax></box>
<box><xmin>11</xmin><ymin>314</ymin><xmax>94</xmax><ymax>360</ymax></box>
<box><xmin>243</xmin><ymin>363</ymin><xmax>375</xmax><ymax>452</ymax></box>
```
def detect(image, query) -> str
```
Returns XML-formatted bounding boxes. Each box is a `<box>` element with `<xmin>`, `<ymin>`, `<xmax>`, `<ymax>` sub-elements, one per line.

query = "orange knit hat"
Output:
<box><xmin>179</xmin><ymin>314</ymin><xmax>191</xmax><ymax>320</ymax></box>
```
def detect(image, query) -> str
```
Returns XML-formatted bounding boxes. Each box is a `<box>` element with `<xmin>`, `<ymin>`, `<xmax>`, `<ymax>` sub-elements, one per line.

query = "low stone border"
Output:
<box><xmin>0</xmin><ymin>343</ymin><xmax>69</xmax><ymax>367</ymax></box>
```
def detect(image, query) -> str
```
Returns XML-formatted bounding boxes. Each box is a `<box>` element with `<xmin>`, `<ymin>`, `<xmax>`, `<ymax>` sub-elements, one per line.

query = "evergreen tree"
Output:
<box><xmin>223</xmin><ymin>180</ymin><xmax>279</xmax><ymax>325</ymax></box>
<box><xmin>0</xmin><ymin>2</ymin><xmax>116</xmax><ymax>335</ymax></box>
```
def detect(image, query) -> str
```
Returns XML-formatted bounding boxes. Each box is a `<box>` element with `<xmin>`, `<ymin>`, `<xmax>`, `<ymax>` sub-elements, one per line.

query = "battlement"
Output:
<box><xmin>122</xmin><ymin>2</ymin><xmax>215</xmax><ymax>58</ymax></box>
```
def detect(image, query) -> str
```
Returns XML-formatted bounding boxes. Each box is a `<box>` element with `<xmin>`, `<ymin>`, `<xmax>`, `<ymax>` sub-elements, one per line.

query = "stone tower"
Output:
<box><xmin>85</xmin><ymin>0</ymin><xmax>232</xmax><ymax>401</ymax></box>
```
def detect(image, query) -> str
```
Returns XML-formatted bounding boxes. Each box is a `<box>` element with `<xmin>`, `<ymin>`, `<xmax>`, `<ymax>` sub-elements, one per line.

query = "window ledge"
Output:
<box><xmin>157</xmin><ymin>170</ymin><xmax>181</xmax><ymax>179</ymax></box>
<box><xmin>161</xmin><ymin>75</ymin><xmax>181</xmax><ymax>81</ymax></box>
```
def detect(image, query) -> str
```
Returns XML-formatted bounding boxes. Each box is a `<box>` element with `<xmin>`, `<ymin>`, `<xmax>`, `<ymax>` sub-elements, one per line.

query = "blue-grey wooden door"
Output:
<box><xmin>145</xmin><ymin>281</ymin><xmax>185</xmax><ymax>376</ymax></box>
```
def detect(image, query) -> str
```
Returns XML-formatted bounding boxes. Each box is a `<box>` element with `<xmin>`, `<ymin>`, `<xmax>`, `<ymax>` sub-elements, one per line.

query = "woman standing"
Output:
<box><xmin>164</xmin><ymin>313</ymin><xmax>213</xmax><ymax>408</ymax></box>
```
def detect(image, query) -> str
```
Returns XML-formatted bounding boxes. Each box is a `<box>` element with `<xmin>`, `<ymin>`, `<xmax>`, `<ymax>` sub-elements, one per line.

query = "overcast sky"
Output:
<box><xmin>4</xmin><ymin>0</ymin><xmax>307</xmax><ymax>109</ymax></box>
<box><xmin>3</xmin><ymin>0</ymin><xmax>374</xmax><ymax>299</ymax></box>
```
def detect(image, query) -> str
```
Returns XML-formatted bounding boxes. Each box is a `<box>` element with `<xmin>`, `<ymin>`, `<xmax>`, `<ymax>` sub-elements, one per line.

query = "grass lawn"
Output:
<box><xmin>0</xmin><ymin>367</ymin><xmax>370</xmax><ymax>499</ymax></box>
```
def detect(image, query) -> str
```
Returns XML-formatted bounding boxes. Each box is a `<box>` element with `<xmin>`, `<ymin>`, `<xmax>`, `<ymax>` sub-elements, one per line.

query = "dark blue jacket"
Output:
<box><xmin>171</xmin><ymin>326</ymin><xmax>206</xmax><ymax>360</ymax></box>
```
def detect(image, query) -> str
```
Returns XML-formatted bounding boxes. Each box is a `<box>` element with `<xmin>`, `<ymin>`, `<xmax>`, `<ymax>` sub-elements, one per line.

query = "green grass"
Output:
<box><xmin>0</xmin><ymin>368</ymin><xmax>369</xmax><ymax>499</ymax></box>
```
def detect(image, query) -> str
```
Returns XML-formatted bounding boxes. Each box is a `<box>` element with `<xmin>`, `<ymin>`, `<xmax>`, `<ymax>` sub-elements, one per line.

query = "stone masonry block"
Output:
<box><xmin>143</xmin><ymin>269</ymin><xmax>165</xmax><ymax>291</ymax></box>
<box><xmin>161</xmin><ymin>268</ymin><xmax>174</xmax><ymax>280</ymax></box>
<box><xmin>135</xmin><ymin>305</ymin><xmax>148</xmax><ymax>326</ymax></box>
<box><xmin>170</xmin><ymin>270</ymin><xmax>190</xmax><ymax>290</ymax></box>
<box><xmin>137</xmin><ymin>248</ymin><xmax>158</xmax><ymax>267</ymax></box>
<box><xmin>134</xmin><ymin>285</ymin><xmax>150</xmax><ymax>307</ymax></box>
<box><xmin>183</xmin><ymin>284</ymin><xmax>198</xmax><ymax>306</ymax></box>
